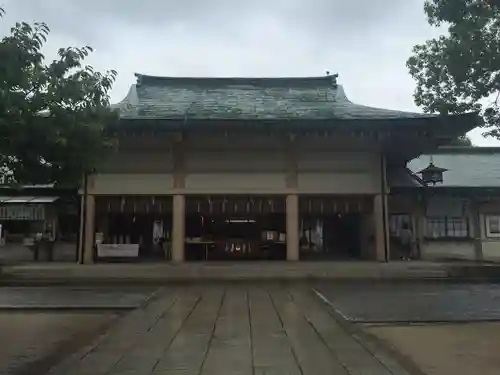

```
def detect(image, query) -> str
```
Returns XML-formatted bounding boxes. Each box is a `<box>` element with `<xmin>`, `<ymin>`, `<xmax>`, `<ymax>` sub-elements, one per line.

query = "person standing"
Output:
<box><xmin>399</xmin><ymin>223</ymin><xmax>413</xmax><ymax>260</ymax></box>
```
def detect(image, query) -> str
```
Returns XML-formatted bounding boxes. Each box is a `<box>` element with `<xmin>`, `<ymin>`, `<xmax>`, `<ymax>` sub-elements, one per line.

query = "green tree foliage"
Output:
<box><xmin>407</xmin><ymin>0</ymin><xmax>499</xmax><ymax>136</ymax></box>
<box><xmin>0</xmin><ymin>7</ymin><xmax>118</xmax><ymax>185</ymax></box>
<box><xmin>448</xmin><ymin>135</ymin><xmax>473</xmax><ymax>146</ymax></box>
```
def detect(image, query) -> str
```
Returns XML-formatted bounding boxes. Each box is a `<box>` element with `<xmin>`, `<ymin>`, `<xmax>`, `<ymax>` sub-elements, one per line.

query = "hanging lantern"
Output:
<box><xmin>418</xmin><ymin>157</ymin><xmax>447</xmax><ymax>185</ymax></box>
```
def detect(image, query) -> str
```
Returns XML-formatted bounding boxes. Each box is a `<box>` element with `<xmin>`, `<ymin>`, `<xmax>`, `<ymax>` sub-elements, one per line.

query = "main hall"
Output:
<box><xmin>78</xmin><ymin>73</ymin><xmax>478</xmax><ymax>263</ymax></box>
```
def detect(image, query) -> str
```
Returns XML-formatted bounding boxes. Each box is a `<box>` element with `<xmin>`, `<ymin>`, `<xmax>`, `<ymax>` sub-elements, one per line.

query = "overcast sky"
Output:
<box><xmin>1</xmin><ymin>0</ymin><xmax>497</xmax><ymax>145</ymax></box>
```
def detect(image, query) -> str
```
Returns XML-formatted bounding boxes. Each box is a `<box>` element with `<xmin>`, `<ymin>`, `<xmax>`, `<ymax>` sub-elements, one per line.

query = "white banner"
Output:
<box><xmin>97</xmin><ymin>243</ymin><xmax>139</xmax><ymax>257</ymax></box>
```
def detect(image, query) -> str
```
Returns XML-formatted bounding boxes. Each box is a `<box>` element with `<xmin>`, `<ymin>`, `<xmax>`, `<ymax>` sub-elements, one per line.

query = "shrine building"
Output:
<box><xmin>77</xmin><ymin>74</ymin><xmax>480</xmax><ymax>263</ymax></box>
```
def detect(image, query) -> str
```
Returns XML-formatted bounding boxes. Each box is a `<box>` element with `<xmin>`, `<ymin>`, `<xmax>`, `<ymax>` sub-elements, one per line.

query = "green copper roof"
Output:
<box><xmin>113</xmin><ymin>74</ymin><xmax>442</xmax><ymax>121</ymax></box>
<box><xmin>408</xmin><ymin>148</ymin><xmax>500</xmax><ymax>188</ymax></box>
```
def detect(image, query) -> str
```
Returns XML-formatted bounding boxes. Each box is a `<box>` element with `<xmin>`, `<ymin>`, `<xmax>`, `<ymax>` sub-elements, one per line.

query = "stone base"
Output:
<box><xmin>0</xmin><ymin>261</ymin><xmax>456</xmax><ymax>284</ymax></box>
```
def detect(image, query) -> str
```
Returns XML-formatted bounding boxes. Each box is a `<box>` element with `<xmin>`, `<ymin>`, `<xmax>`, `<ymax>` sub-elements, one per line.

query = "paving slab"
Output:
<box><xmin>291</xmin><ymin>287</ymin><xmax>405</xmax><ymax>375</ymax></box>
<box><xmin>200</xmin><ymin>287</ymin><xmax>253</xmax><ymax>375</ymax></box>
<box><xmin>249</xmin><ymin>287</ymin><xmax>302</xmax><ymax>375</ymax></box>
<box><xmin>106</xmin><ymin>289</ymin><xmax>201</xmax><ymax>375</ymax></box>
<box><xmin>46</xmin><ymin>283</ymin><xmax>406</xmax><ymax>375</ymax></box>
<box><xmin>47</xmin><ymin>286</ymin><xmax>183</xmax><ymax>375</ymax></box>
<box><xmin>152</xmin><ymin>287</ymin><xmax>224</xmax><ymax>374</ymax></box>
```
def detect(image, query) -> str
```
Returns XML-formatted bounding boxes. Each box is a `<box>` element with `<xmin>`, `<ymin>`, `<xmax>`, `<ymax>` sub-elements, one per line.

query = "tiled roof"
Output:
<box><xmin>113</xmin><ymin>74</ymin><xmax>438</xmax><ymax>121</ymax></box>
<box><xmin>387</xmin><ymin>168</ymin><xmax>423</xmax><ymax>188</ymax></box>
<box><xmin>407</xmin><ymin>148</ymin><xmax>500</xmax><ymax>188</ymax></box>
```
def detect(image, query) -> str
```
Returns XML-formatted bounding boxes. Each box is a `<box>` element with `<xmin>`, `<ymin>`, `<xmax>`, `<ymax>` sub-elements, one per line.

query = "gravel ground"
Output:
<box><xmin>365</xmin><ymin>323</ymin><xmax>500</xmax><ymax>375</ymax></box>
<box><xmin>0</xmin><ymin>311</ymin><xmax>119</xmax><ymax>375</ymax></box>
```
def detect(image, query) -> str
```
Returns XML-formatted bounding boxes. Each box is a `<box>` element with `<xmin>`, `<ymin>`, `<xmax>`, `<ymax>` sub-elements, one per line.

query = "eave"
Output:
<box><xmin>391</xmin><ymin>186</ymin><xmax>500</xmax><ymax>197</ymax></box>
<box><xmin>106</xmin><ymin>111</ymin><xmax>480</xmax><ymax>134</ymax></box>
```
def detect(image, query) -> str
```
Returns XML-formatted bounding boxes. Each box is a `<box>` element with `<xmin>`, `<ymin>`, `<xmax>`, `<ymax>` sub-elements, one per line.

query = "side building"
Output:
<box><xmin>0</xmin><ymin>184</ymin><xmax>79</xmax><ymax>263</ymax></box>
<box><xmin>77</xmin><ymin>74</ymin><xmax>479</xmax><ymax>263</ymax></box>
<box><xmin>391</xmin><ymin>147</ymin><xmax>500</xmax><ymax>262</ymax></box>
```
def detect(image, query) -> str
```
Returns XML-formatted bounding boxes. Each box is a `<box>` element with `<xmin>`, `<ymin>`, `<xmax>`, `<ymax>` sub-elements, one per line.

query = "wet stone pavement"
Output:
<box><xmin>1</xmin><ymin>287</ymin><xmax>159</xmax><ymax>375</ymax></box>
<box><xmin>45</xmin><ymin>284</ymin><xmax>411</xmax><ymax>375</ymax></box>
<box><xmin>313</xmin><ymin>281</ymin><xmax>500</xmax><ymax>323</ymax></box>
<box><xmin>0</xmin><ymin>286</ymin><xmax>158</xmax><ymax>309</ymax></box>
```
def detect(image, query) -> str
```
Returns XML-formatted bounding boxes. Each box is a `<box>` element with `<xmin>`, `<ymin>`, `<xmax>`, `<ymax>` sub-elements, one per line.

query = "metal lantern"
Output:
<box><xmin>418</xmin><ymin>157</ymin><xmax>447</xmax><ymax>185</ymax></box>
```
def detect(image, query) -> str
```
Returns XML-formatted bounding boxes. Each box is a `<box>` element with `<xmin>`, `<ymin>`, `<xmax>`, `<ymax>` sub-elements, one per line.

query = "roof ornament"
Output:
<box><xmin>325</xmin><ymin>71</ymin><xmax>339</xmax><ymax>86</ymax></box>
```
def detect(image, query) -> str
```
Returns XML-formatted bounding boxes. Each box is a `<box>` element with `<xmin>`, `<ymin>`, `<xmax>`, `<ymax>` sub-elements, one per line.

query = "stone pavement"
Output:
<box><xmin>0</xmin><ymin>286</ymin><xmax>158</xmax><ymax>309</ymax></box>
<box><xmin>314</xmin><ymin>281</ymin><xmax>500</xmax><ymax>375</ymax></box>
<box><xmin>313</xmin><ymin>281</ymin><xmax>500</xmax><ymax>322</ymax></box>
<box><xmin>0</xmin><ymin>261</ymin><xmax>453</xmax><ymax>284</ymax></box>
<box><xmin>47</xmin><ymin>284</ymin><xmax>411</xmax><ymax>375</ymax></box>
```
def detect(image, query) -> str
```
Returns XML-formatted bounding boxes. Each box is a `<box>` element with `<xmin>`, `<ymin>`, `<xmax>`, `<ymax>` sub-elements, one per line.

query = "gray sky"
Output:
<box><xmin>1</xmin><ymin>0</ymin><xmax>496</xmax><ymax>145</ymax></box>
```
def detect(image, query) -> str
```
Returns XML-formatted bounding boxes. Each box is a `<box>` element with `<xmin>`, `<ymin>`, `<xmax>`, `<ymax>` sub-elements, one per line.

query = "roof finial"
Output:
<box><xmin>326</xmin><ymin>71</ymin><xmax>339</xmax><ymax>86</ymax></box>
<box><xmin>135</xmin><ymin>73</ymin><xmax>143</xmax><ymax>85</ymax></box>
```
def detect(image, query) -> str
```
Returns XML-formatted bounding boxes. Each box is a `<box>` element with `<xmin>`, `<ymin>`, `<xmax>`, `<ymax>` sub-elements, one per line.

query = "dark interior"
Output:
<box><xmin>185</xmin><ymin>213</ymin><xmax>286</xmax><ymax>261</ymax></box>
<box><xmin>300</xmin><ymin>213</ymin><xmax>362</xmax><ymax>260</ymax></box>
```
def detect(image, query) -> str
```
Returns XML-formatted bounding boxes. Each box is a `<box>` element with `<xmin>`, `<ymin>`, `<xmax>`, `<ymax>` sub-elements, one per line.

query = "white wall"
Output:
<box><xmin>185</xmin><ymin>150</ymin><xmax>286</xmax><ymax>172</ymax></box>
<box><xmin>481</xmin><ymin>241</ymin><xmax>500</xmax><ymax>262</ymax></box>
<box><xmin>479</xmin><ymin>210</ymin><xmax>500</xmax><ymax>262</ymax></box>
<box><xmin>90</xmin><ymin>137</ymin><xmax>382</xmax><ymax>196</ymax></box>
<box><xmin>184</xmin><ymin>173</ymin><xmax>287</xmax><ymax>193</ymax></box>
<box><xmin>421</xmin><ymin>241</ymin><xmax>476</xmax><ymax>261</ymax></box>
<box><xmin>297</xmin><ymin>151</ymin><xmax>380</xmax><ymax>194</ymax></box>
<box><xmin>89</xmin><ymin>174</ymin><xmax>174</xmax><ymax>195</ymax></box>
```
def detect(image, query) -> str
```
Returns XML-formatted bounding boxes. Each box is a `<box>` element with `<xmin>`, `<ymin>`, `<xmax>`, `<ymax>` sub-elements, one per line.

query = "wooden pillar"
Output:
<box><xmin>77</xmin><ymin>195</ymin><xmax>85</xmax><ymax>263</ymax></box>
<box><xmin>414</xmin><ymin>200</ymin><xmax>426</xmax><ymax>260</ymax></box>
<box><xmin>471</xmin><ymin>200</ymin><xmax>483</xmax><ymax>261</ymax></box>
<box><xmin>373</xmin><ymin>194</ymin><xmax>388</xmax><ymax>261</ymax></box>
<box><xmin>83</xmin><ymin>194</ymin><xmax>95</xmax><ymax>264</ymax></box>
<box><xmin>373</xmin><ymin>153</ymin><xmax>390</xmax><ymax>261</ymax></box>
<box><xmin>171</xmin><ymin>132</ymin><xmax>185</xmax><ymax>263</ymax></box>
<box><xmin>285</xmin><ymin>133</ymin><xmax>299</xmax><ymax>261</ymax></box>
<box><xmin>172</xmin><ymin>194</ymin><xmax>185</xmax><ymax>262</ymax></box>
<box><xmin>286</xmin><ymin>194</ymin><xmax>300</xmax><ymax>261</ymax></box>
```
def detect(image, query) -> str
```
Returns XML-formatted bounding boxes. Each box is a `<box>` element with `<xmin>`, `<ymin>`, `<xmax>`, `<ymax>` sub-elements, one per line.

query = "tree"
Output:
<box><xmin>0</xmin><ymin>7</ymin><xmax>118</xmax><ymax>185</ymax></box>
<box><xmin>448</xmin><ymin>135</ymin><xmax>474</xmax><ymax>147</ymax></box>
<box><xmin>407</xmin><ymin>0</ymin><xmax>500</xmax><ymax>137</ymax></box>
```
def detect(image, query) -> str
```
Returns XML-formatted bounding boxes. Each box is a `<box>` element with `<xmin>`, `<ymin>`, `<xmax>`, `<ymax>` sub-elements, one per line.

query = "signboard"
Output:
<box><xmin>0</xmin><ymin>204</ymin><xmax>45</xmax><ymax>221</ymax></box>
<box><xmin>97</xmin><ymin>243</ymin><xmax>139</xmax><ymax>257</ymax></box>
<box><xmin>95</xmin><ymin>232</ymin><xmax>104</xmax><ymax>245</ymax></box>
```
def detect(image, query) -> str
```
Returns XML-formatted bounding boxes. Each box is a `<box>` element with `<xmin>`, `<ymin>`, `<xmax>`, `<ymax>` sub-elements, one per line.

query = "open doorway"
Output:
<box><xmin>299</xmin><ymin>213</ymin><xmax>362</xmax><ymax>260</ymax></box>
<box><xmin>94</xmin><ymin>196</ymin><xmax>173</xmax><ymax>262</ymax></box>
<box><xmin>185</xmin><ymin>195</ymin><xmax>286</xmax><ymax>261</ymax></box>
<box><xmin>299</xmin><ymin>195</ymin><xmax>370</xmax><ymax>260</ymax></box>
<box><xmin>327</xmin><ymin>214</ymin><xmax>362</xmax><ymax>259</ymax></box>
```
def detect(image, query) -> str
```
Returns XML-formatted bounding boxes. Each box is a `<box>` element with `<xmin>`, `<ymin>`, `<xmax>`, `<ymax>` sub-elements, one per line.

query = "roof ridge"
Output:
<box><xmin>134</xmin><ymin>73</ymin><xmax>338</xmax><ymax>87</ymax></box>
<box><xmin>134</xmin><ymin>73</ymin><xmax>335</xmax><ymax>80</ymax></box>
<box><xmin>428</xmin><ymin>147</ymin><xmax>500</xmax><ymax>154</ymax></box>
